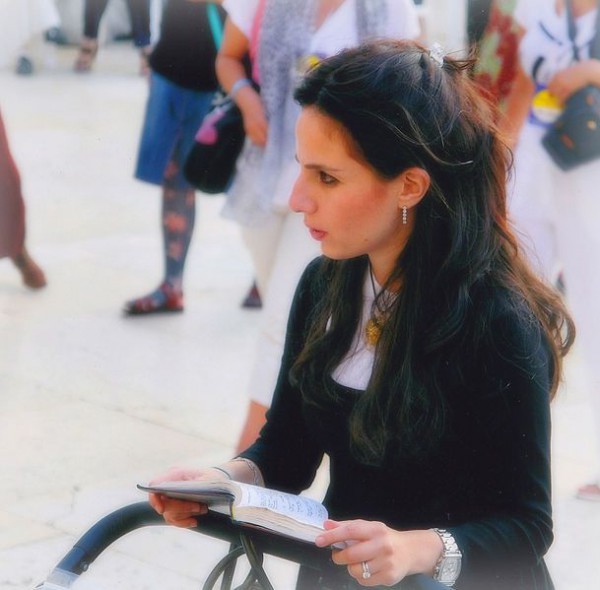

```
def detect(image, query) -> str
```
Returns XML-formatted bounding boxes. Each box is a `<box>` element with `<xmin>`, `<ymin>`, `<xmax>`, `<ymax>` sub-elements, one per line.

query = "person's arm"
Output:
<box><xmin>499</xmin><ymin>63</ymin><xmax>535</xmax><ymax>149</ymax></box>
<box><xmin>497</xmin><ymin>20</ymin><xmax>534</xmax><ymax>150</ymax></box>
<box><xmin>440</xmin><ymin>303</ymin><xmax>554</xmax><ymax>585</ymax></box>
<box><xmin>216</xmin><ymin>18</ymin><xmax>268</xmax><ymax>146</ymax></box>
<box><xmin>547</xmin><ymin>58</ymin><xmax>600</xmax><ymax>102</ymax></box>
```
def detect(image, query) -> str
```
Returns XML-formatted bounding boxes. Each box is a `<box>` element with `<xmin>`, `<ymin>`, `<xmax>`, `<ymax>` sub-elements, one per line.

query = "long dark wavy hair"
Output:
<box><xmin>290</xmin><ymin>40</ymin><xmax>575</xmax><ymax>465</ymax></box>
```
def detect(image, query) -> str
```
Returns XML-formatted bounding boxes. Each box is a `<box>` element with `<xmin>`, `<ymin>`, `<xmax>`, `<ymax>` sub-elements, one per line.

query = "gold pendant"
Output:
<box><xmin>365</xmin><ymin>317</ymin><xmax>382</xmax><ymax>347</ymax></box>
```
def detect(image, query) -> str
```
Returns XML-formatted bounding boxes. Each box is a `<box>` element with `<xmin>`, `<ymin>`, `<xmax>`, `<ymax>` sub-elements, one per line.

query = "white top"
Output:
<box><xmin>515</xmin><ymin>0</ymin><xmax>598</xmax><ymax>85</ymax></box>
<box><xmin>223</xmin><ymin>0</ymin><xmax>421</xmax><ymax>55</ymax></box>
<box><xmin>332</xmin><ymin>271</ymin><xmax>380</xmax><ymax>391</ymax></box>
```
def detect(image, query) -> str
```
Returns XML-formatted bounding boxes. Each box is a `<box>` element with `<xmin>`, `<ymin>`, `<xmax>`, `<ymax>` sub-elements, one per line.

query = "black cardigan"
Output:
<box><xmin>241</xmin><ymin>257</ymin><xmax>555</xmax><ymax>590</ymax></box>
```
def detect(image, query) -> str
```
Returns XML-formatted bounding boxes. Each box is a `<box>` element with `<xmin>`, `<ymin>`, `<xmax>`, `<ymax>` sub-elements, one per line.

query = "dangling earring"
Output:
<box><xmin>402</xmin><ymin>206</ymin><xmax>408</xmax><ymax>225</ymax></box>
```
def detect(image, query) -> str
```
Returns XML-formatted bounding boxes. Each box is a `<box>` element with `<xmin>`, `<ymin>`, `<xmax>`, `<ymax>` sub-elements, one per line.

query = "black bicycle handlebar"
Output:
<box><xmin>52</xmin><ymin>501</ymin><xmax>445</xmax><ymax>589</ymax></box>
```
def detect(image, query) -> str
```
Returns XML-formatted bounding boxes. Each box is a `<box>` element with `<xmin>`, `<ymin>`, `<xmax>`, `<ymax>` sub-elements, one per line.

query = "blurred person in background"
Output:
<box><xmin>502</xmin><ymin>0</ymin><xmax>600</xmax><ymax>502</ymax></box>
<box><xmin>74</xmin><ymin>0</ymin><xmax>152</xmax><ymax>74</ymax></box>
<box><xmin>0</xmin><ymin>0</ymin><xmax>61</xmax><ymax>75</ymax></box>
<box><xmin>467</xmin><ymin>0</ymin><xmax>493</xmax><ymax>47</ymax></box>
<box><xmin>123</xmin><ymin>0</ymin><xmax>225</xmax><ymax>315</ymax></box>
<box><xmin>471</xmin><ymin>0</ymin><xmax>520</xmax><ymax>108</ymax></box>
<box><xmin>0</xmin><ymin>108</ymin><xmax>47</xmax><ymax>289</ymax></box>
<box><xmin>214</xmin><ymin>0</ymin><xmax>422</xmax><ymax>452</ymax></box>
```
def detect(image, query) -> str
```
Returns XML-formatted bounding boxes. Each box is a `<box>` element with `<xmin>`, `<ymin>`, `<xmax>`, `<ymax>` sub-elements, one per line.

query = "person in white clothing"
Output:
<box><xmin>504</xmin><ymin>0</ymin><xmax>600</xmax><ymax>501</ymax></box>
<box><xmin>0</xmin><ymin>0</ymin><xmax>61</xmax><ymax>74</ymax></box>
<box><xmin>216</xmin><ymin>0</ymin><xmax>421</xmax><ymax>452</ymax></box>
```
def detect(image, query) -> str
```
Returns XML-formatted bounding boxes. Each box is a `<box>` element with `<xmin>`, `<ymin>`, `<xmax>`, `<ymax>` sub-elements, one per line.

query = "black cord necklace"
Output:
<box><xmin>364</xmin><ymin>264</ymin><xmax>392</xmax><ymax>347</ymax></box>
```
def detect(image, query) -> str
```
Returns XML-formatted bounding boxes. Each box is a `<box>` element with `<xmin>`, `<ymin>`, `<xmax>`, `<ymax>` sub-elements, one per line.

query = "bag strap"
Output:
<box><xmin>248</xmin><ymin>0</ymin><xmax>267</xmax><ymax>83</ymax></box>
<box><xmin>206</xmin><ymin>3</ymin><xmax>224</xmax><ymax>51</ymax></box>
<box><xmin>564</xmin><ymin>0</ymin><xmax>600</xmax><ymax>61</ymax></box>
<box><xmin>591</xmin><ymin>1</ymin><xmax>600</xmax><ymax>58</ymax></box>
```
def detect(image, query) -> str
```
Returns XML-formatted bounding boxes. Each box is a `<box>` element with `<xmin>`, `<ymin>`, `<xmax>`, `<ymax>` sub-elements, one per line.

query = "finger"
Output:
<box><xmin>148</xmin><ymin>468</ymin><xmax>182</xmax><ymax>486</ymax></box>
<box><xmin>148</xmin><ymin>493</ymin><xmax>165</xmax><ymax>514</ymax></box>
<box><xmin>163</xmin><ymin>513</ymin><xmax>200</xmax><ymax>528</ymax></box>
<box><xmin>162</xmin><ymin>504</ymin><xmax>207</xmax><ymax>526</ymax></box>
<box><xmin>331</xmin><ymin>538</ymin><xmax>379</xmax><ymax>567</ymax></box>
<box><xmin>315</xmin><ymin>519</ymin><xmax>373</xmax><ymax>548</ymax></box>
<box><xmin>323</xmin><ymin>519</ymin><xmax>341</xmax><ymax>531</ymax></box>
<box><xmin>162</xmin><ymin>498</ymin><xmax>205</xmax><ymax>513</ymax></box>
<box><xmin>347</xmin><ymin>561</ymin><xmax>380</xmax><ymax>587</ymax></box>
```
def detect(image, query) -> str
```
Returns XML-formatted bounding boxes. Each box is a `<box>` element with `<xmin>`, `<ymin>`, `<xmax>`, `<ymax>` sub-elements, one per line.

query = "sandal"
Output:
<box><xmin>576</xmin><ymin>482</ymin><xmax>600</xmax><ymax>502</ymax></box>
<box><xmin>123</xmin><ymin>282</ymin><xmax>184</xmax><ymax>316</ymax></box>
<box><xmin>74</xmin><ymin>37</ymin><xmax>98</xmax><ymax>73</ymax></box>
<box><xmin>11</xmin><ymin>247</ymin><xmax>47</xmax><ymax>289</ymax></box>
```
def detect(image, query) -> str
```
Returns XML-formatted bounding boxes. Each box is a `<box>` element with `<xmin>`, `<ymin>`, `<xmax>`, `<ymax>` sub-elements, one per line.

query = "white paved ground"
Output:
<box><xmin>1</xmin><ymin>43</ymin><xmax>599</xmax><ymax>590</ymax></box>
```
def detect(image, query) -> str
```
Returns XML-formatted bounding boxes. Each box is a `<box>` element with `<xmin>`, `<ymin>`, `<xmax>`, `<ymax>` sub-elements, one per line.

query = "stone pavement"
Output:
<box><xmin>1</xmin><ymin>43</ymin><xmax>599</xmax><ymax>590</ymax></box>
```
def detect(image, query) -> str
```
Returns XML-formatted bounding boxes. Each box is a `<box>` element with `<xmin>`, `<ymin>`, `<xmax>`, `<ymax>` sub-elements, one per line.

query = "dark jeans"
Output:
<box><xmin>83</xmin><ymin>0</ymin><xmax>151</xmax><ymax>47</ymax></box>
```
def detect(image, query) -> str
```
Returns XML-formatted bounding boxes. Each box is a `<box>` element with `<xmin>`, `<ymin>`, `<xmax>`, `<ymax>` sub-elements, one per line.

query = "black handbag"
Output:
<box><xmin>183</xmin><ymin>92</ymin><xmax>247</xmax><ymax>194</ymax></box>
<box><xmin>183</xmin><ymin>4</ymin><xmax>257</xmax><ymax>194</ymax></box>
<box><xmin>541</xmin><ymin>0</ymin><xmax>600</xmax><ymax>171</ymax></box>
<box><xmin>182</xmin><ymin>3</ymin><xmax>247</xmax><ymax>194</ymax></box>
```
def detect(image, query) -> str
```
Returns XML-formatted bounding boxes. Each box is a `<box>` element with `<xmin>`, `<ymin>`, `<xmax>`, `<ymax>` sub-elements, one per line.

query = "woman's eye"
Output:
<box><xmin>319</xmin><ymin>171</ymin><xmax>338</xmax><ymax>185</ymax></box>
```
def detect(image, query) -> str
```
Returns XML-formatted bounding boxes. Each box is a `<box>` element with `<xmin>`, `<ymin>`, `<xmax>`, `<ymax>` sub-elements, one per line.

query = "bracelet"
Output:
<box><xmin>232</xmin><ymin>457</ymin><xmax>263</xmax><ymax>486</ymax></box>
<box><xmin>212</xmin><ymin>466</ymin><xmax>233</xmax><ymax>480</ymax></box>
<box><xmin>230</xmin><ymin>77</ymin><xmax>252</xmax><ymax>101</ymax></box>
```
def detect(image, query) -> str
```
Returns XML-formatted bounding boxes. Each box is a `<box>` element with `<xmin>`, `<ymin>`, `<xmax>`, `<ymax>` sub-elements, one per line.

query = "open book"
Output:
<box><xmin>138</xmin><ymin>479</ymin><xmax>328</xmax><ymax>544</ymax></box>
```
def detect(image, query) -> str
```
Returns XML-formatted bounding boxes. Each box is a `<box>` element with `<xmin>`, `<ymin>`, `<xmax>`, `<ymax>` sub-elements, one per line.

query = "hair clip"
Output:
<box><xmin>429</xmin><ymin>43</ymin><xmax>445</xmax><ymax>69</ymax></box>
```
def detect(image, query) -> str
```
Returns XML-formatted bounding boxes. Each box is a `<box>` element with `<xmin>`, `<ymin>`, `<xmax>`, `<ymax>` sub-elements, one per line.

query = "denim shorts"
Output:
<box><xmin>135</xmin><ymin>72</ymin><xmax>214</xmax><ymax>189</ymax></box>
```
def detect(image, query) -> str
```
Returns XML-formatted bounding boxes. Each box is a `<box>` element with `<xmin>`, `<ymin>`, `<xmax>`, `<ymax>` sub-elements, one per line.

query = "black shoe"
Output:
<box><xmin>45</xmin><ymin>27</ymin><xmax>69</xmax><ymax>46</ymax></box>
<box><xmin>241</xmin><ymin>282</ymin><xmax>262</xmax><ymax>309</ymax></box>
<box><xmin>16</xmin><ymin>56</ymin><xmax>34</xmax><ymax>75</ymax></box>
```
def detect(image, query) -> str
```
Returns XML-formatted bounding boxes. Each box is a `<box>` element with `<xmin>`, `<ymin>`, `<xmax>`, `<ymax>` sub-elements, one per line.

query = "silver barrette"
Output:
<box><xmin>429</xmin><ymin>42</ymin><xmax>445</xmax><ymax>68</ymax></box>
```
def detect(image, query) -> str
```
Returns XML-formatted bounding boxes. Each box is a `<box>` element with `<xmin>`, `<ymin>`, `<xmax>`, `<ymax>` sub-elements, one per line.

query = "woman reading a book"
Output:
<box><xmin>149</xmin><ymin>40</ymin><xmax>574</xmax><ymax>589</ymax></box>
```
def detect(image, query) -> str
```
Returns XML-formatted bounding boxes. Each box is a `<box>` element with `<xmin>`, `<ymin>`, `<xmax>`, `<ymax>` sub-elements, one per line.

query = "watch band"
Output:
<box><xmin>431</xmin><ymin>528</ymin><xmax>462</xmax><ymax>587</ymax></box>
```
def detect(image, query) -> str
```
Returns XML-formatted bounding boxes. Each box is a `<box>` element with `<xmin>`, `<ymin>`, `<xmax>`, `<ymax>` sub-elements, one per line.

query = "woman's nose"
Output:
<box><xmin>289</xmin><ymin>176</ymin><xmax>315</xmax><ymax>213</ymax></box>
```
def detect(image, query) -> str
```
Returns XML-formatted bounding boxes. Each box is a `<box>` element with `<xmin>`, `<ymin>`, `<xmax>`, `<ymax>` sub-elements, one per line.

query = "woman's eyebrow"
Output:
<box><xmin>294</xmin><ymin>154</ymin><xmax>343</xmax><ymax>172</ymax></box>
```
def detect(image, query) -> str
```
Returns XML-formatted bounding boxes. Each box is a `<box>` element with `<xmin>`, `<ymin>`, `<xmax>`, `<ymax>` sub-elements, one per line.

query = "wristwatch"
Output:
<box><xmin>431</xmin><ymin>528</ymin><xmax>462</xmax><ymax>587</ymax></box>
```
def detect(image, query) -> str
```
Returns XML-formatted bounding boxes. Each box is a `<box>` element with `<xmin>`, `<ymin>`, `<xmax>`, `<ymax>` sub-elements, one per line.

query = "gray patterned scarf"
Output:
<box><xmin>229</xmin><ymin>0</ymin><xmax>388</xmax><ymax>225</ymax></box>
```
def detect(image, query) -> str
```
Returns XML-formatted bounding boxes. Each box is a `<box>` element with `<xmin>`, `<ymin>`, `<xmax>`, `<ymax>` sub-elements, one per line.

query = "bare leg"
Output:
<box><xmin>235</xmin><ymin>400</ymin><xmax>268</xmax><ymax>454</ymax></box>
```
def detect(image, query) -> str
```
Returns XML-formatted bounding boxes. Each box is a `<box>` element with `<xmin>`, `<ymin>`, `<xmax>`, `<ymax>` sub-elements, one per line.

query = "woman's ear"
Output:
<box><xmin>396</xmin><ymin>167</ymin><xmax>430</xmax><ymax>209</ymax></box>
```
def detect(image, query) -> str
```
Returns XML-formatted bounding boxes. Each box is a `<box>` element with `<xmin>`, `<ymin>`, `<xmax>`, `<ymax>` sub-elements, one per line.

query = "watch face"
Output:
<box><xmin>439</xmin><ymin>556</ymin><xmax>462</xmax><ymax>582</ymax></box>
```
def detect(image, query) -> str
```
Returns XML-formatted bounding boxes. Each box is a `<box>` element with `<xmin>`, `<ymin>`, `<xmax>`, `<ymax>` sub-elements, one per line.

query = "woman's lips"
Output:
<box><xmin>309</xmin><ymin>228</ymin><xmax>327</xmax><ymax>241</ymax></box>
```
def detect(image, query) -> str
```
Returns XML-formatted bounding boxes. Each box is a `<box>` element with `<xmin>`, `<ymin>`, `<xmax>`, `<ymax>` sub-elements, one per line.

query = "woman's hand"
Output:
<box><xmin>215</xmin><ymin>17</ymin><xmax>268</xmax><ymax>147</ymax></box>
<box><xmin>237</xmin><ymin>88</ymin><xmax>269</xmax><ymax>147</ymax></box>
<box><xmin>147</xmin><ymin>466</ymin><xmax>229</xmax><ymax>528</ymax></box>
<box><xmin>315</xmin><ymin>520</ymin><xmax>443</xmax><ymax>587</ymax></box>
<box><xmin>548</xmin><ymin>60</ymin><xmax>600</xmax><ymax>102</ymax></box>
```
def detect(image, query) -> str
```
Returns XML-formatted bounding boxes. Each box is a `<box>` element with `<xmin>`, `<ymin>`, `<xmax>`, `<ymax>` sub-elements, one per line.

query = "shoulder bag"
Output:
<box><xmin>541</xmin><ymin>0</ymin><xmax>600</xmax><ymax>171</ymax></box>
<box><xmin>183</xmin><ymin>90</ymin><xmax>248</xmax><ymax>195</ymax></box>
<box><xmin>183</xmin><ymin>4</ymin><xmax>259</xmax><ymax>194</ymax></box>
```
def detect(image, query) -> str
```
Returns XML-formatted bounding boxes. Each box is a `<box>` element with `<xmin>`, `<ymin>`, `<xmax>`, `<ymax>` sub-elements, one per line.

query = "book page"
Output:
<box><xmin>235</xmin><ymin>482</ymin><xmax>327</xmax><ymax>528</ymax></box>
